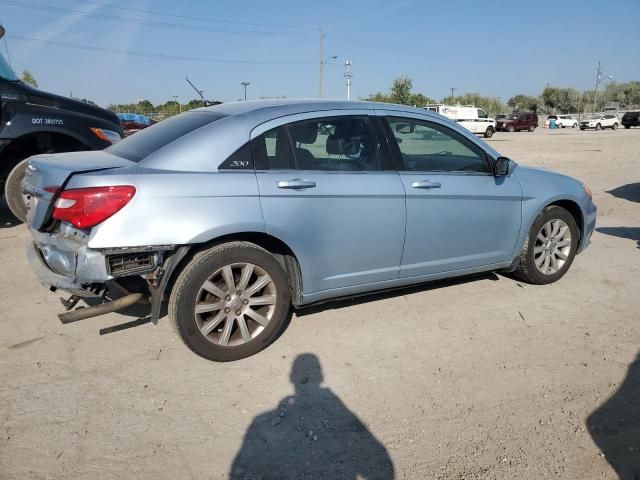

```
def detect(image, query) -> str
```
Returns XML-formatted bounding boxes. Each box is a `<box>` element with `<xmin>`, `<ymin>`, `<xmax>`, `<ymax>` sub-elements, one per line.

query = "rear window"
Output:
<box><xmin>107</xmin><ymin>111</ymin><xmax>226</xmax><ymax>162</ymax></box>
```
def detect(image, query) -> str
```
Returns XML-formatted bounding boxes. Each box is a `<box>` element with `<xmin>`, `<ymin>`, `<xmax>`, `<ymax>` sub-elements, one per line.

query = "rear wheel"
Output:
<box><xmin>572</xmin><ymin>123</ymin><xmax>578</xmax><ymax>128</ymax></box>
<box><xmin>4</xmin><ymin>158</ymin><xmax>29</xmax><ymax>223</ymax></box>
<box><xmin>514</xmin><ymin>206</ymin><xmax>579</xmax><ymax>285</ymax></box>
<box><xmin>528</xmin><ymin>125</ymin><xmax>535</xmax><ymax>132</ymax></box>
<box><xmin>169</xmin><ymin>242</ymin><xmax>292</xmax><ymax>362</ymax></box>
<box><xmin>484</xmin><ymin>126</ymin><xmax>494</xmax><ymax>138</ymax></box>
<box><xmin>612</xmin><ymin>123</ymin><xmax>618</xmax><ymax>130</ymax></box>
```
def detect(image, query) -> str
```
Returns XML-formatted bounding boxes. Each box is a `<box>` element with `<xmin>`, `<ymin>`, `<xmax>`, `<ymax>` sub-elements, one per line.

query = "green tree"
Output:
<box><xmin>507</xmin><ymin>94</ymin><xmax>539</xmax><ymax>111</ymax></box>
<box><xmin>409</xmin><ymin>93</ymin><xmax>435</xmax><ymax>107</ymax></box>
<box><xmin>540</xmin><ymin>87</ymin><xmax>581</xmax><ymax>113</ymax></box>
<box><xmin>390</xmin><ymin>76</ymin><xmax>413</xmax><ymax>104</ymax></box>
<box><xmin>365</xmin><ymin>92</ymin><xmax>391</xmax><ymax>103</ymax></box>
<box><xmin>21</xmin><ymin>69</ymin><xmax>38</xmax><ymax>88</ymax></box>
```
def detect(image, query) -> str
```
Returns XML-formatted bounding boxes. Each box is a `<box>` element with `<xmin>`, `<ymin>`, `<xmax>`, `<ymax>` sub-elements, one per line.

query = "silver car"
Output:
<box><xmin>23</xmin><ymin>100</ymin><xmax>597</xmax><ymax>361</ymax></box>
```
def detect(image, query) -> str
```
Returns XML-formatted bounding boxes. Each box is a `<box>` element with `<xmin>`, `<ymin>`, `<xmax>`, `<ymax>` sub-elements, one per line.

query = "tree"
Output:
<box><xmin>507</xmin><ymin>94</ymin><xmax>538</xmax><ymax>112</ymax></box>
<box><xmin>390</xmin><ymin>76</ymin><xmax>413</xmax><ymax>105</ymax></box>
<box><xmin>21</xmin><ymin>69</ymin><xmax>38</xmax><ymax>88</ymax></box>
<box><xmin>540</xmin><ymin>87</ymin><xmax>581</xmax><ymax>113</ymax></box>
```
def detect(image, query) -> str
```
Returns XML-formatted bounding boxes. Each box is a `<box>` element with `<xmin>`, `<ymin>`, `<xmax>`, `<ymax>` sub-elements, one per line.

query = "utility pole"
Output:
<box><xmin>172</xmin><ymin>95</ymin><xmax>181</xmax><ymax>114</ymax></box>
<box><xmin>319</xmin><ymin>29</ymin><xmax>324</xmax><ymax>98</ymax></box>
<box><xmin>450</xmin><ymin>87</ymin><xmax>456</xmax><ymax>102</ymax></box>
<box><xmin>592</xmin><ymin>61</ymin><xmax>602</xmax><ymax>114</ymax></box>
<box><xmin>344</xmin><ymin>60</ymin><xmax>352</xmax><ymax>100</ymax></box>
<box><xmin>241</xmin><ymin>81</ymin><xmax>250</xmax><ymax>101</ymax></box>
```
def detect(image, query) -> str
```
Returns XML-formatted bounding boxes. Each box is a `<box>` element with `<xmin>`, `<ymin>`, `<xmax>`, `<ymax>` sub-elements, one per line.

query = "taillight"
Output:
<box><xmin>52</xmin><ymin>185</ymin><xmax>136</xmax><ymax>229</ymax></box>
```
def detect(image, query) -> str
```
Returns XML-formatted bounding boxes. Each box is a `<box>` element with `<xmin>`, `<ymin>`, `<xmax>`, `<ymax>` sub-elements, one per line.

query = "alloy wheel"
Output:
<box><xmin>194</xmin><ymin>262</ymin><xmax>277</xmax><ymax>346</ymax></box>
<box><xmin>533</xmin><ymin>219</ymin><xmax>572</xmax><ymax>275</ymax></box>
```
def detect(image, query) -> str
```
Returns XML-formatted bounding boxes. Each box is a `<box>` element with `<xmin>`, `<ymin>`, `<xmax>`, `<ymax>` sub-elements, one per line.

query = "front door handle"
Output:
<box><xmin>411</xmin><ymin>180</ymin><xmax>442</xmax><ymax>189</ymax></box>
<box><xmin>277</xmin><ymin>179</ymin><xmax>317</xmax><ymax>190</ymax></box>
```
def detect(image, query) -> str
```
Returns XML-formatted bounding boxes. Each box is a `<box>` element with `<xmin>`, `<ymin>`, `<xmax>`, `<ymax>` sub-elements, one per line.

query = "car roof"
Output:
<box><xmin>193</xmin><ymin>98</ymin><xmax>429</xmax><ymax>118</ymax></box>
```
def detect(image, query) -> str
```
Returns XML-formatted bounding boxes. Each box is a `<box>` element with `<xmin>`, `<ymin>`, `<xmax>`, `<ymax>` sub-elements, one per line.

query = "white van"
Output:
<box><xmin>424</xmin><ymin>104</ymin><xmax>496</xmax><ymax>138</ymax></box>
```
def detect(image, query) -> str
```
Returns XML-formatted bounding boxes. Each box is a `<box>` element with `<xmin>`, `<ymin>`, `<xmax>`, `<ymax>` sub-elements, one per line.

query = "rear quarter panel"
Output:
<box><xmin>65</xmin><ymin>168</ymin><xmax>265</xmax><ymax>248</ymax></box>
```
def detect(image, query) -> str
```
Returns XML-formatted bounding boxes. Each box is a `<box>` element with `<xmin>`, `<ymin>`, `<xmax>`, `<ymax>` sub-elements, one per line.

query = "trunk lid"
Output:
<box><xmin>23</xmin><ymin>151</ymin><xmax>136</xmax><ymax>230</ymax></box>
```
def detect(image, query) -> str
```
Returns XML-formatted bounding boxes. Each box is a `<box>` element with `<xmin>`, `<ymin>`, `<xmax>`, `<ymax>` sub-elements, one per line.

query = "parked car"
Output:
<box><xmin>116</xmin><ymin>113</ymin><xmax>156</xmax><ymax>137</ymax></box>
<box><xmin>22</xmin><ymin>100</ymin><xmax>597</xmax><ymax>361</ymax></box>
<box><xmin>545</xmin><ymin>115</ymin><xmax>579</xmax><ymax>129</ymax></box>
<box><xmin>580</xmin><ymin>114</ymin><xmax>620</xmax><ymax>130</ymax></box>
<box><xmin>496</xmin><ymin>112</ymin><xmax>539</xmax><ymax>132</ymax></box>
<box><xmin>0</xmin><ymin>25</ymin><xmax>122</xmax><ymax>223</ymax></box>
<box><xmin>423</xmin><ymin>104</ymin><xmax>496</xmax><ymax>138</ymax></box>
<box><xmin>621</xmin><ymin>111</ymin><xmax>640</xmax><ymax>129</ymax></box>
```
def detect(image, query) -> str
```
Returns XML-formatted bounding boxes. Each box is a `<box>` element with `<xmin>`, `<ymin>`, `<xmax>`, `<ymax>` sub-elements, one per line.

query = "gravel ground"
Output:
<box><xmin>0</xmin><ymin>127</ymin><xmax>639</xmax><ymax>480</ymax></box>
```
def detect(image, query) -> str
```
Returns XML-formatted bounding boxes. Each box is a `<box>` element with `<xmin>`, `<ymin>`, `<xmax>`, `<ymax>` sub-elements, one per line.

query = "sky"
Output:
<box><xmin>1</xmin><ymin>0</ymin><xmax>639</xmax><ymax>107</ymax></box>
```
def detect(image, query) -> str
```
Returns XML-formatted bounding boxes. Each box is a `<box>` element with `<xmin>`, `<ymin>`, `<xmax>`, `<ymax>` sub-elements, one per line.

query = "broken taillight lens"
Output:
<box><xmin>52</xmin><ymin>185</ymin><xmax>136</xmax><ymax>229</ymax></box>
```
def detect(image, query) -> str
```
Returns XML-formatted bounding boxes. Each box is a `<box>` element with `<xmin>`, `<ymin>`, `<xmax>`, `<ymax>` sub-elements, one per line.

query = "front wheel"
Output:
<box><xmin>612</xmin><ymin>123</ymin><xmax>618</xmax><ymax>130</ymax></box>
<box><xmin>595</xmin><ymin>123</ymin><xmax>602</xmax><ymax>131</ymax></box>
<box><xmin>4</xmin><ymin>158</ymin><xmax>30</xmax><ymax>223</ymax></box>
<box><xmin>624</xmin><ymin>125</ymin><xmax>631</xmax><ymax>129</ymax></box>
<box><xmin>506</xmin><ymin>125</ymin><xmax>515</xmax><ymax>133</ymax></box>
<box><xmin>514</xmin><ymin>206</ymin><xmax>579</xmax><ymax>285</ymax></box>
<box><xmin>169</xmin><ymin>242</ymin><xmax>292</xmax><ymax>362</ymax></box>
<box><xmin>484</xmin><ymin>126</ymin><xmax>494</xmax><ymax>138</ymax></box>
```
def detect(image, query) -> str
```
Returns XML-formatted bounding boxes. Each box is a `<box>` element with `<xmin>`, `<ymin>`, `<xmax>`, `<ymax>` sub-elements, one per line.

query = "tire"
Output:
<box><xmin>4</xmin><ymin>158</ymin><xmax>29</xmax><ymax>223</ymax></box>
<box><xmin>595</xmin><ymin>123</ymin><xmax>602</xmax><ymax>131</ymax></box>
<box><xmin>514</xmin><ymin>205</ymin><xmax>579</xmax><ymax>285</ymax></box>
<box><xmin>507</xmin><ymin>125</ymin><xmax>515</xmax><ymax>133</ymax></box>
<box><xmin>624</xmin><ymin>125</ymin><xmax>631</xmax><ymax>129</ymax></box>
<box><xmin>168</xmin><ymin>241</ymin><xmax>292</xmax><ymax>362</ymax></box>
<box><xmin>484</xmin><ymin>126</ymin><xmax>494</xmax><ymax>138</ymax></box>
<box><xmin>612</xmin><ymin>123</ymin><xmax>618</xmax><ymax>130</ymax></box>
<box><xmin>572</xmin><ymin>123</ymin><xmax>578</xmax><ymax>128</ymax></box>
<box><xmin>528</xmin><ymin>125</ymin><xmax>535</xmax><ymax>132</ymax></box>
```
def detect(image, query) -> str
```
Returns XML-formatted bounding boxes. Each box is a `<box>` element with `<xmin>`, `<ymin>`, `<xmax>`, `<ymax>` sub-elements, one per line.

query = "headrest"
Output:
<box><xmin>289</xmin><ymin>123</ymin><xmax>318</xmax><ymax>144</ymax></box>
<box><xmin>326</xmin><ymin>135</ymin><xmax>359</xmax><ymax>156</ymax></box>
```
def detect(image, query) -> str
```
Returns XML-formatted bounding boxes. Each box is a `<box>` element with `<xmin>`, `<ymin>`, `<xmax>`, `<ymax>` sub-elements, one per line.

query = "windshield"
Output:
<box><xmin>0</xmin><ymin>51</ymin><xmax>18</xmax><ymax>81</ymax></box>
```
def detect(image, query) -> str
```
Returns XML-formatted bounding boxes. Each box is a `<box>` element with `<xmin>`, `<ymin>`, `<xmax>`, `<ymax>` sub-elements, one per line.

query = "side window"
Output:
<box><xmin>285</xmin><ymin>116</ymin><xmax>382</xmax><ymax>171</ymax></box>
<box><xmin>477</xmin><ymin>109</ymin><xmax>488</xmax><ymax>119</ymax></box>
<box><xmin>219</xmin><ymin>143</ymin><xmax>253</xmax><ymax>170</ymax></box>
<box><xmin>386</xmin><ymin>117</ymin><xmax>490</xmax><ymax>174</ymax></box>
<box><xmin>251</xmin><ymin>126</ymin><xmax>293</xmax><ymax>170</ymax></box>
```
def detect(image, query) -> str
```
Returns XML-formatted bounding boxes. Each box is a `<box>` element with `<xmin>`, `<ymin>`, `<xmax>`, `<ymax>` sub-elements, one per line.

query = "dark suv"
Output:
<box><xmin>622</xmin><ymin>111</ymin><xmax>640</xmax><ymax>129</ymax></box>
<box><xmin>495</xmin><ymin>112</ymin><xmax>539</xmax><ymax>132</ymax></box>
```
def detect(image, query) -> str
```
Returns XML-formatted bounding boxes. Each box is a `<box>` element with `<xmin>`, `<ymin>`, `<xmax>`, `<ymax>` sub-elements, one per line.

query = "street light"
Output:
<box><xmin>172</xmin><ymin>95</ymin><xmax>181</xmax><ymax>114</ymax></box>
<box><xmin>592</xmin><ymin>62</ymin><xmax>613</xmax><ymax>113</ymax></box>
<box><xmin>319</xmin><ymin>52</ymin><xmax>337</xmax><ymax>98</ymax></box>
<box><xmin>241</xmin><ymin>81</ymin><xmax>250</xmax><ymax>101</ymax></box>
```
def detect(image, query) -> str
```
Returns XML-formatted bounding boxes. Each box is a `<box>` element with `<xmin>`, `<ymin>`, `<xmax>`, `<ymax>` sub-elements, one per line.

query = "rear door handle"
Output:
<box><xmin>411</xmin><ymin>180</ymin><xmax>442</xmax><ymax>189</ymax></box>
<box><xmin>277</xmin><ymin>179</ymin><xmax>317</xmax><ymax>190</ymax></box>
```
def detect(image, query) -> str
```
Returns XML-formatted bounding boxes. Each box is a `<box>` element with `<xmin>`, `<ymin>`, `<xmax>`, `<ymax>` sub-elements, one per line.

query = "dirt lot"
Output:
<box><xmin>1</xmin><ymin>127</ymin><xmax>639</xmax><ymax>480</ymax></box>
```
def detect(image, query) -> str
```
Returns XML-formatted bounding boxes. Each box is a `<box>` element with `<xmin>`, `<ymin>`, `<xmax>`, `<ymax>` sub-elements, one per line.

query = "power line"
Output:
<box><xmin>0</xmin><ymin>0</ymin><xmax>311</xmax><ymax>36</ymax></box>
<box><xmin>7</xmin><ymin>34</ymin><xmax>317</xmax><ymax>65</ymax></box>
<box><xmin>65</xmin><ymin>0</ymin><xmax>306</xmax><ymax>30</ymax></box>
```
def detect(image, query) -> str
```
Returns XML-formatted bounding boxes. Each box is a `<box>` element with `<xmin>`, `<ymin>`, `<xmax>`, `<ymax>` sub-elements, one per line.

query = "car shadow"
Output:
<box><xmin>607</xmin><ymin>183</ymin><xmax>640</xmax><ymax>203</ymax></box>
<box><xmin>596</xmin><ymin>227</ymin><xmax>640</xmax><ymax>243</ymax></box>
<box><xmin>229</xmin><ymin>353</ymin><xmax>395</xmax><ymax>479</ymax></box>
<box><xmin>0</xmin><ymin>200</ymin><xmax>21</xmax><ymax>229</ymax></box>
<box><xmin>296</xmin><ymin>271</ymin><xmax>500</xmax><ymax>317</ymax></box>
<box><xmin>587</xmin><ymin>352</ymin><xmax>640</xmax><ymax>479</ymax></box>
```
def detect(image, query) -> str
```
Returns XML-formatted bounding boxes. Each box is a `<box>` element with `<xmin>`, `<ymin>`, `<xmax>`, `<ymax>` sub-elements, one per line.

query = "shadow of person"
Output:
<box><xmin>230</xmin><ymin>353</ymin><xmax>395</xmax><ymax>480</ymax></box>
<box><xmin>607</xmin><ymin>183</ymin><xmax>640</xmax><ymax>203</ymax></box>
<box><xmin>587</xmin><ymin>353</ymin><xmax>640</xmax><ymax>480</ymax></box>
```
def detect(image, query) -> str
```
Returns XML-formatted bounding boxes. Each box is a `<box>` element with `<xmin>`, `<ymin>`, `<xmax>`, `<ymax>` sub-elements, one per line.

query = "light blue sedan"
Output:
<box><xmin>23</xmin><ymin>100</ymin><xmax>597</xmax><ymax>361</ymax></box>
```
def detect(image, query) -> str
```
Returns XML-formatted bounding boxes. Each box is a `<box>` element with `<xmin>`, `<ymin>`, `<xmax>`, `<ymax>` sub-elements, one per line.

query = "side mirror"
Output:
<box><xmin>495</xmin><ymin>156</ymin><xmax>512</xmax><ymax>176</ymax></box>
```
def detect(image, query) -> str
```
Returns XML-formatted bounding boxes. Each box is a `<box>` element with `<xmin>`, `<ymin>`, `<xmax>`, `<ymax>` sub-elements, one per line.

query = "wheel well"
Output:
<box><xmin>549</xmin><ymin>199</ymin><xmax>583</xmax><ymax>241</ymax></box>
<box><xmin>1</xmin><ymin>132</ymin><xmax>90</xmax><ymax>185</ymax></box>
<box><xmin>170</xmin><ymin>232</ymin><xmax>304</xmax><ymax>306</ymax></box>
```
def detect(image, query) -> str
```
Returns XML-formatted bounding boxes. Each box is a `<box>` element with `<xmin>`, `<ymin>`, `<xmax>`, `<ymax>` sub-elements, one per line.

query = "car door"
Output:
<box><xmin>381</xmin><ymin>114</ymin><xmax>523</xmax><ymax>278</ymax></box>
<box><xmin>252</xmin><ymin>112</ymin><xmax>406</xmax><ymax>296</ymax></box>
